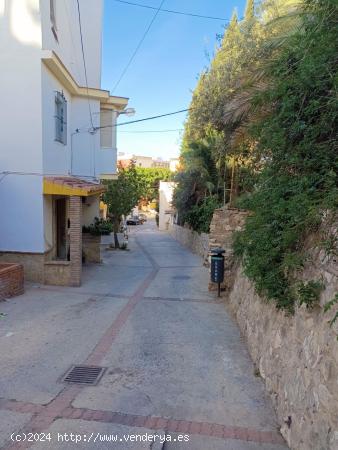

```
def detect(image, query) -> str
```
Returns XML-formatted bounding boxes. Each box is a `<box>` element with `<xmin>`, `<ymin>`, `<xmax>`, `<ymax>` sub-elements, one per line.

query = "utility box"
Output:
<box><xmin>210</xmin><ymin>248</ymin><xmax>225</xmax><ymax>296</ymax></box>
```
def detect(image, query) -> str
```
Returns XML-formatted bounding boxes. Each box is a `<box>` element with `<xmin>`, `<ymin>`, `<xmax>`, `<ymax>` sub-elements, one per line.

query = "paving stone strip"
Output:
<box><xmin>142</xmin><ymin>296</ymin><xmax>222</xmax><ymax>304</ymax></box>
<box><xmin>0</xmin><ymin>400</ymin><xmax>284</xmax><ymax>446</ymax></box>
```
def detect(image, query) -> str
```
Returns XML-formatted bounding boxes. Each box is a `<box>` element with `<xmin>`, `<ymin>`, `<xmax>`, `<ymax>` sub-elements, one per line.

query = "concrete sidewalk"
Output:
<box><xmin>0</xmin><ymin>221</ymin><xmax>288</xmax><ymax>449</ymax></box>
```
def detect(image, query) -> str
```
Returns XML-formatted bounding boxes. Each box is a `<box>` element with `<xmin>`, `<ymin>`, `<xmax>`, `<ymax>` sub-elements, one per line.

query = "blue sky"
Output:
<box><xmin>102</xmin><ymin>0</ymin><xmax>247</xmax><ymax>159</ymax></box>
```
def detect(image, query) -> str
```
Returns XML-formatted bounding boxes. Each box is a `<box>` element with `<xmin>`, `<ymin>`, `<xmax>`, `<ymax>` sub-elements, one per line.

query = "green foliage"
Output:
<box><xmin>135</xmin><ymin>167</ymin><xmax>171</xmax><ymax>203</ymax></box>
<box><xmin>320</xmin><ymin>232</ymin><xmax>338</xmax><ymax>257</ymax></box>
<box><xmin>174</xmin><ymin>0</ymin><xmax>294</xmax><ymax>232</ymax></box>
<box><xmin>234</xmin><ymin>0</ymin><xmax>338</xmax><ymax>309</ymax></box>
<box><xmin>176</xmin><ymin>0</ymin><xmax>337</xmax><ymax>311</ymax></box>
<box><xmin>297</xmin><ymin>280</ymin><xmax>325</xmax><ymax>309</ymax></box>
<box><xmin>173</xmin><ymin>138</ymin><xmax>222</xmax><ymax>231</ymax></box>
<box><xmin>184</xmin><ymin>197</ymin><xmax>221</xmax><ymax>234</ymax></box>
<box><xmin>82</xmin><ymin>217</ymin><xmax>113</xmax><ymax>236</ymax></box>
<box><xmin>103</xmin><ymin>163</ymin><xmax>143</xmax><ymax>226</ymax></box>
<box><xmin>324</xmin><ymin>294</ymin><xmax>338</xmax><ymax>331</ymax></box>
<box><xmin>103</xmin><ymin>163</ymin><xmax>144</xmax><ymax>248</ymax></box>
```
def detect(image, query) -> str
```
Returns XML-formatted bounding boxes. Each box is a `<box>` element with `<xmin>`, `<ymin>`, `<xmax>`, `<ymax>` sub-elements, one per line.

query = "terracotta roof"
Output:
<box><xmin>43</xmin><ymin>176</ymin><xmax>106</xmax><ymax>197</ymax></box>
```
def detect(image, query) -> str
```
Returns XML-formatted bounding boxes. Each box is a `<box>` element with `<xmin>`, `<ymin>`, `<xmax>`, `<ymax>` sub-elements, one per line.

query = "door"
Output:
<box><xmin>56</xmin><ymin>198</ymin><xmax>67</xmax><ymax>259</ymax></box>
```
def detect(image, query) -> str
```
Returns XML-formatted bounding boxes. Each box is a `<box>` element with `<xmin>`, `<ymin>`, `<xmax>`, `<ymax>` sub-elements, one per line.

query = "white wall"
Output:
<box><xmin>0</xmin><ymin>0</ymin><xmax>112</xmax><ymax>253</ymax></box>
<box><xmin>70</xmin><ymin>97</ymin><xmax>100</xmax><ymax>178</ymax></box>
<box><xmin>82</xmin><ymin>195</ymin><xmax>100</xmax><ymax>226</ymax></box>
<box><xmin>0</xmin><ymin>0</ymin><xmax>44</xmax><ymax>252</ymax></box>
<box><xmin>41</xmin><ymin>64</ymin><xmax>72</xmax><ymax>175</ymax></box>
<box><xmin>42</xmin><ymin>70</ymin><xmax>118</xmax><ymax>179</ymax></box>
<box><xmin>40</xmin><ymin>0</ymin><xmax>103</xmax><ymax>88</ymax></box>
<box><xmin>43</xmin><ymin>195</ymin><xmax>54</xmax><ymax>252</ymax></box>
<box><xmin>159</xmin><ymin>181</ymin><xmax>176</xmax><ymax>231</ymax></box>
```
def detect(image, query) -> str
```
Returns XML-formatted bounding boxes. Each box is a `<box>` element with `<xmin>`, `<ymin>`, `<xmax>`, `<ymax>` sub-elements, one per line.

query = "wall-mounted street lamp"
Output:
<box><xmin>120</xmin><ymin>107</ymin><xmax>136</xmax><ymax>117</ymax></box>
<box><xmin>88</xmin><ymin>107</ymin><xmax>136</xmax><ymax>134</ymax></box>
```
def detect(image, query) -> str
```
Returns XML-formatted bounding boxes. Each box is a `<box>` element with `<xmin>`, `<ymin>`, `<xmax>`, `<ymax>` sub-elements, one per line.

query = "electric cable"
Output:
<box><xmin>112</xmin><ymin>0</ymin><xmax>231</xmax><ymax>21</ymax></box>
<box><xmin>76</xmin><ymin>0</ymin><xmax>94</xmax><ymax>129</ymax></box>
<box><xmin>111</xmin><ymin>0</ymin><xmax>166</xmax><ymax>93</ymax></box>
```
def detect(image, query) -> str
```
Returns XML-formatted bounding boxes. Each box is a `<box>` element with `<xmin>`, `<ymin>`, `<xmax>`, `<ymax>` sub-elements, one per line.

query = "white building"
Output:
<box><xmin>158</xmin><ymin>181</ymin><xmax>176</xmax><ymax>231</ymax></box>
<box><xmin>0</xmin><ymin>0</ymin><xmax>129</xmax><ymax>285</ymax></box>
<box><xmin>169</xmin><ymin>158</ymin><xmax>180</xmax><ymax>172</ymax></box>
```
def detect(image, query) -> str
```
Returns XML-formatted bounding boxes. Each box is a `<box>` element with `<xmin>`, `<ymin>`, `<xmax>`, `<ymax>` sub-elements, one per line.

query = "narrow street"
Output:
<box><xmin>0</xmin><ymin>221</ymin><xmax>287</xmax><ymax>450</ymax></box>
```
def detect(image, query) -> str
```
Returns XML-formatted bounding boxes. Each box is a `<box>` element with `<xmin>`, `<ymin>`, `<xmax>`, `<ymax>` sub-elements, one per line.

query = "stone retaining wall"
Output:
<box><xmin>209</xmin><ymin>207</ymin><xmax>248</xmax><ymax>292</ymax></box>
<box><xmin>168</xmin><ymin>224</ymin><xmax>209</xmax><ymax>262</ymax></box>
<box><xmin>227</xmin><ymin>266</ymin><xmax>338</xmax><ymax>450</ymax></box>
<box><xmin>209</xmin><ymin>206</ymin><xmax>338</xmax><ymax>450</ymax></box>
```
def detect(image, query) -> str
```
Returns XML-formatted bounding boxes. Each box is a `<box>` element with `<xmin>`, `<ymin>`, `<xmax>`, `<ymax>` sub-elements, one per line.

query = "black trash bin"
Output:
<box><xmin>210</xmin><ymin>248</ymin><xmax>225</xmax><ymax>297</ymax></box>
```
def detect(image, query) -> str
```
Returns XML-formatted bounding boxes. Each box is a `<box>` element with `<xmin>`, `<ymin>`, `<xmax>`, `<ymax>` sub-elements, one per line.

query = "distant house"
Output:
<box><xmin>0</xmin><ymin>0</ymin><xmax>129</xmax><ymax>286</ymax></box>
<box><xmin>134</xmin><ymin>155</ymin><xmax>154</xmax><ymax>168</ymax></box>
<box><xmin>152</xmin><ymin>158</ymin><xmax>170</xmax><ymax>169</ymax></box>
<box><xmin>117</xmin><ymin>153</ymin><xmax>170</xmax><ymax>169</ymax></box>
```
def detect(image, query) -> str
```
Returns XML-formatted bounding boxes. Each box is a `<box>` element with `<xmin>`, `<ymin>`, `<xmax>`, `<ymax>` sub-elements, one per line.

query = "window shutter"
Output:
<box><xmin>55</xmin><ymin>92</ymin><xmax>67</xmax><ymax>145</ymax></box>
<box><xmin>63</xmin><ymin>96</ymin><xmax>67</xmax><ymax>145</ymax></box>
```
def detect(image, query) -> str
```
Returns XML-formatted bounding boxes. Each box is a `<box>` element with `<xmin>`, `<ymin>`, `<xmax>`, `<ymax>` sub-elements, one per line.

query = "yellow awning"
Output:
<box><xmin>43</xmin><ymin>177</ymin><xmax>106</xmax><ymax>197</ymax></box>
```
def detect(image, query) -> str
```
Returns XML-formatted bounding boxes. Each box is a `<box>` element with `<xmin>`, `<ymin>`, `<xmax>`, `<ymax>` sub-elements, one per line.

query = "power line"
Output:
<box><xmin>71</xmin><ymin>108</ymin><xmax>190</xmax><ymax>135</ymax></box>
<box><xmin>112</xmin><ymin>0</ymin><xmax>230</xmax><ymax>21</ymax></box>
<box><xmin>0</xmin><ymin>171</ymin><xmax>99</xmax><ymax>184</ymax></box>
<box><xmin>76</xmin><ymin>0</ymin><xmax>94</xmax><ymax>129</ymax></box>
<box><xmin>111</xmin><ymin>0</ymin><xmax>166</xmax><ymax>93</ymax></box>
<box><xmin>97</xmin><ymin>108</ymin><xmax>190</xmax><ymax>130</ymax></box>
<box><xmin>119</xmin><ymin>128</ymin><xmax>183</xmax><ymax>133</ymax></box>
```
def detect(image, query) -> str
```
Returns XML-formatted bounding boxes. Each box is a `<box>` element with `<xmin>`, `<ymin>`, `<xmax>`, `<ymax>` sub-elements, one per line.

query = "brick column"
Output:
<box><xmin>69</xmin><ymin>196</ymin><xmax>82</xmax><ymax>287</ymax></box>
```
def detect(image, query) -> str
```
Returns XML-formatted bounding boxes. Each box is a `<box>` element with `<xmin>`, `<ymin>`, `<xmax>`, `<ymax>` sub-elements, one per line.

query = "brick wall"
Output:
<box><xmin>0</xmin><ymin>263</ymin><xmax>24</xmax><ymax>299</ymax></box>
<box><xmin>0</xmin><ymin>252</ymin><xmax>45</xmax><ymax>283</ymax></box>
<box><xmin>82</xmin><ymin>234</ymin><xmax>101</xmax><ymax>263</ymax></box>
<box><xmin>69</xmin><ymin>196</ymin><xmax>82</xmax><ymax>286</ymax></box>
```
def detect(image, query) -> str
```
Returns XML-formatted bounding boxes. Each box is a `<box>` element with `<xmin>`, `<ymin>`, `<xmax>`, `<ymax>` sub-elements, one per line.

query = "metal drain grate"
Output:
<box><xmin>62</xmin><ymin>365</ymin><xmax>106</xmax><ymax>385</ymax></box>
<box><xmin>172</xmin><ymin>275</ymin><xmax>191</xmax><ymax>280</ymax></box>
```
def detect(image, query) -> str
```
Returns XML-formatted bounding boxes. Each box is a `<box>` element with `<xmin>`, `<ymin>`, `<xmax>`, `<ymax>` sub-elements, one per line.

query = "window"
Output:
<box><xmin>55</xmin><ymin>92</ymin><xmax>67</xmax><ymax>145</ymax></box>
<box><xmin>50</xmin><ymin>0</ymin><xmax>58</xmax><ymax>41</ymax></box>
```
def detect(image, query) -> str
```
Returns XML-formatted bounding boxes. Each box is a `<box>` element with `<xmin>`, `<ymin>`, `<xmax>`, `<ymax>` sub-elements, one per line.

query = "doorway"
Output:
<box><xmin>56</xmin><ymin>198</ymin><xmax>67</xmax><ymax>259</ymax></box>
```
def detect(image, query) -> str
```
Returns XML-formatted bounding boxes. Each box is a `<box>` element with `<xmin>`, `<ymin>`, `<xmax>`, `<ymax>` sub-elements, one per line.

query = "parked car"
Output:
<box><xmin>139</xmin><ymin>213</ymin><xmax>147</xmax><ymax>223</ymax></box>
<box><xmin>126</xmin><ymin>216</ymin><xmax>141</xmax><ymax>225</ymax></box>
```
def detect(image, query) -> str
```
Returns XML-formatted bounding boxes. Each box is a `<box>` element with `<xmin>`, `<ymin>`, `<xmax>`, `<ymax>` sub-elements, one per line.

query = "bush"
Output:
<box><xmin>233</xmin><ymin>0</ymin><xmax>338</xmax><ymax>311</ymax></box>
<box><xmin>184</xmin><ymin>197</ymin><xmax>220</xmax><ymax>233</ymax></box>
<box><xmin>297</xmin><ymin>280</ymin><xmax>325</xmax><ymax>309</ymax></box>
<box><xmin>82</xmin><ymin>217</ymin><xmax>113</xmax><ymax>236</ymax></box>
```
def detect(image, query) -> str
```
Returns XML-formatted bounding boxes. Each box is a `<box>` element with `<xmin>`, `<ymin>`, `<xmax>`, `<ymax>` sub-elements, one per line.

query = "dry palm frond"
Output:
<box><xmin>223</xmin><ymin>80</ymin><xmax>270</xmax><ymax>125</ymax></box>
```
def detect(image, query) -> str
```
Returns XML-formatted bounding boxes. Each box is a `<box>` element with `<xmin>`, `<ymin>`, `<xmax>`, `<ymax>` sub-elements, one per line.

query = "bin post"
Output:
<box><xmin>210</xmin><ymin>248</ymin><xmax>225</xmax><ymax>297</ymax></box>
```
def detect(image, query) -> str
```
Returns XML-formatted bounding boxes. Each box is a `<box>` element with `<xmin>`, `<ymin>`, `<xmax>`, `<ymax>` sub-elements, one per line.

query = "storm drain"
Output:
<box><xmin>62</xmin><ymin>365</ymin><xmax>106</xmax><ymax>385</ymax></box>
<box><xmin>172</xmin><ymin>275</ymin><xmax>191</xmax><ymax>280</ymax></box>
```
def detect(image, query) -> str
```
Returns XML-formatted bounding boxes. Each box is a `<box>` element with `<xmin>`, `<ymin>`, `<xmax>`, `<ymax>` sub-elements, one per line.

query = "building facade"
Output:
<box><xmin>117</xmin><ymin>153</ymin><xmax>170</xmax><ymax>169</ymax></box>
<box><xmin>158</xmin><ymin>181</ymin><xmax>176</xmax><ymax>231</ymax></box>
<box><xmin>0</xmin><ymin>0</ymin><xmax>128</xmax><ymax>285</ymax></box>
